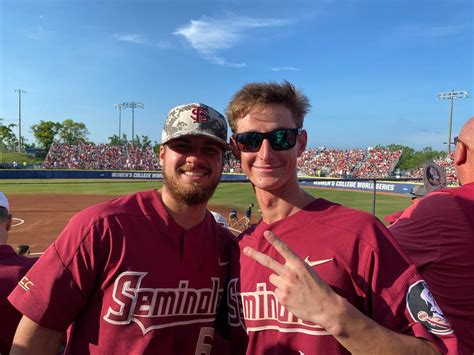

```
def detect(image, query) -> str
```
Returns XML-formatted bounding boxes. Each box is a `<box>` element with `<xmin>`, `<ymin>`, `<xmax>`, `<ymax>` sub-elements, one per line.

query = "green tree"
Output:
<box><xmin>140</xmin><ymin>135</ymin><xmax>151</xmax><ymax>148</ymax></box>
<box><xmin>0</xmin><ymin>118</ymin><xmax>18</xmax><ymax>150</ymax></box>
<box><xmin>58</xmin><ymin>119</ymin><xmax>90</xmax><ymax>145</ymax></box>
<box><xmin>31</xmin><ymin>120</ymin><xmax>62</xmax><ymax>151</ymax></box>
<box><xmin>108</xmin><ymin>133</ymin><xmax>128</xmax><ymax>146</ymax></box>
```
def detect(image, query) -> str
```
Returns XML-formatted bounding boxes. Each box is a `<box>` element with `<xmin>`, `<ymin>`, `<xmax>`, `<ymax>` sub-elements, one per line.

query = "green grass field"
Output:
<box><xmin>0</xmin><ymin>179</ymin><xmax>411</xmax><ymax>223</ymax></box>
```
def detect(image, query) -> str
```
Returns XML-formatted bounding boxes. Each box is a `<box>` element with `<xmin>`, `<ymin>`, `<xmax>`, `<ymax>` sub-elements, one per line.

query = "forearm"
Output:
<box><xmin>10</xmin><ymin>315</ymin><xmax>64</xmax><ymax>355</ymax></box>
<box><xmin>322</xmin><ymin>295</ymin><xmax>440</xmax><ymax>355</ymax></box>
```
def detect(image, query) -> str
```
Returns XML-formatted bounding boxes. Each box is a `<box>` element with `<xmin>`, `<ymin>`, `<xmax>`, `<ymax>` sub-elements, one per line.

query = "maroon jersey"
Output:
<box><xmin>390</xmin><ymin>182</ymin><xmax>474</xmax><ymax>354</ymax></box>
<box><xmin>227</xmin><ymin>199</ymin><xmax>458</xmax><ymax>354</ymax></box>
<box><xmin>9</xmin><ymin>190</ymin><xmax>233</xmax><ymax>354</ymax></box>
<box><xmin>0</xmin><ymin>245</ymin><xmax>36</xmax><ymax>354</ymax></box>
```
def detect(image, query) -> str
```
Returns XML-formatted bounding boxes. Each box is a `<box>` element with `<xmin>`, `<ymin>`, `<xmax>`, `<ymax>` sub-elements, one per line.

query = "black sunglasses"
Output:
<box><xmin>233</xmin><ymin>128</ymin><xmax>302</xmax><ymax>152</ymax></box>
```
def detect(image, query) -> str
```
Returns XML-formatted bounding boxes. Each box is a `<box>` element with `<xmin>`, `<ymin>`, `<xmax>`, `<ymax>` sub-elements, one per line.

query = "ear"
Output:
<box><xmin>296</xmin><ymin>130</ymin><xmax>307</xmax><ymax>157</ymax></box>
<box><xmin>230</xmin><ymin>137</ymin><xmax>241</xmax><ymax>160</ymax></box>
<box><xmin>159</xmin><ymin>145</ymin><xmax>166</xmax><ymax>166</ymax></box>
<box><xmin>5</xmin><ymin>214</ymin><xmax>12</xmax><ymax>232</ymax></box>
<box><xmin>453</xmin><ymin>142</ymin><xmax>467</xmax><ymax>167</ymax></box>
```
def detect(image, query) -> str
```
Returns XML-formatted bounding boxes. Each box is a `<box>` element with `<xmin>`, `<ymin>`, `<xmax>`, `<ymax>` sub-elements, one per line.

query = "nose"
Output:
<box><xmin>257</xmin><ymin>138</ymin><xmax>273</xmax><ymax>160</ymax></box>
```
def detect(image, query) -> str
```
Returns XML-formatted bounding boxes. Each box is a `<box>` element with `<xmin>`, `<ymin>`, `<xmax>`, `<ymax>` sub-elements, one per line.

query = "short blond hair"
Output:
<box><xmin>226</xmin><ymin>81</ymin><xmax>310</xmax><ymax>133</ymax></box>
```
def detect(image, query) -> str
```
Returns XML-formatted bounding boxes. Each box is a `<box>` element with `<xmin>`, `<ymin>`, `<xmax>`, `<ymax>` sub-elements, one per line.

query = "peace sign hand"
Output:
<box><xmin>243</xmin><ymin>230</ymin><xmax>340</xmax><ymax>328</ymax></box>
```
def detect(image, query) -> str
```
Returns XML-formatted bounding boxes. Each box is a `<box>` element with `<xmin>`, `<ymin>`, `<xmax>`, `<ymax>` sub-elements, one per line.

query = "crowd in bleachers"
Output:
<box><xmin>43</xmin><ymin>143</ymin><xmax>458</xmax><ymax>182</ymax></box>
<box><xmin>43</xmin><ymin>143</ymin><xmax>160</xmax><ymax>170</ymax></box>
<box><xmin>352</xmin><ymin>147</ymin><xmax>402</xmax><ymax>178</ymax></box>
<box><xmin>221</xmin><ymin>146</ymin><xmax>402</xmax><ymax>178</ymax></box>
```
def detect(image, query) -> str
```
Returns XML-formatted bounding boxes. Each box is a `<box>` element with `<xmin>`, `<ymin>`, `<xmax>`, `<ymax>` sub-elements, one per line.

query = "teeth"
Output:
<box><xmin>183</xmin><ymin>171</ymin><xmax>205</xmax><ymax>177</ymax></box>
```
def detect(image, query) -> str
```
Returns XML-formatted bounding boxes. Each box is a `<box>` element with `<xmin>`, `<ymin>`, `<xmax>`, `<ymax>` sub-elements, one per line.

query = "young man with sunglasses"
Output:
<box><xmin>8</xmin><ymin>103</ymin><xmax>234</xmax><ymax>354</ymax></box>
<box><xmin>389</xmin><ymin>116</ymin><xmax>474</xmax><ymax>353</ymax></box>
<box><xmin>223</xmin><ymin>81</ymin><xmax>458</xmax><ymax>354</ymax></box>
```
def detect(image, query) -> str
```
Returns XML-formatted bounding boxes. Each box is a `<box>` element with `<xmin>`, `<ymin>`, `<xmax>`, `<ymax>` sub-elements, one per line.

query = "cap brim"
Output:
<box><xmin>163</xmin><ymin>131</ymin><xmax>230</xmax><ymax>150</ymax></box>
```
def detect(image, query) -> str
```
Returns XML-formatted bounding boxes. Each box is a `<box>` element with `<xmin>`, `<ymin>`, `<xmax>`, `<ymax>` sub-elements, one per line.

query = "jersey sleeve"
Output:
<box><xmin>362</xmin><ymin>219</ymin><xmax>458</xmax><ymax>354</ymax></box>
<box><xmin>8</xmin><ymin>211</ymin><xmax>111</xmax><ymax>331</ymax></box>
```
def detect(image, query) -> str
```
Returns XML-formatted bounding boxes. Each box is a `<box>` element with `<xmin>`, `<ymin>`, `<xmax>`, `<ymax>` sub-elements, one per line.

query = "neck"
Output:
<box><xmin>456</xmin><ymin>163</ymin><xmax>474</xmax><ymax>186</ymax></box>
<box><xmin>256</xmin><ymin>183</ymin><xmax>315</xmax><ymax>224</ymax></box>
<box><xmin>159</xmin><ymin>189</ymin><xmax>208</xmax><ymax>230</ymax></box>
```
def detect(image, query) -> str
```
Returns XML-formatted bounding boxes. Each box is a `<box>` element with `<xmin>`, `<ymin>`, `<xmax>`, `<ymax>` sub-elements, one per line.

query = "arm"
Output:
<box><xmin>10</xmin><ymin>315</ymin><xmax>64</xmax><ymax>355</ymax></box>
<box><xmin>244</xmin><ymin>231</ymin><xmax>441</xmax><ymax>355</ymax></box>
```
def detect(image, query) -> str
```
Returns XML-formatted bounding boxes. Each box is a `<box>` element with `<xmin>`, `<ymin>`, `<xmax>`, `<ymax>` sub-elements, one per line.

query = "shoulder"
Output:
<box><xmin>398</xmin><ymin>190</ymin><xmax>456</xmax><ymax>220</ymax></box>
<box><xmin>311</xmin><ymin>198</ymin><xmax>384</xmax><ymax>235</ymax></box>
<box><xmin>71</xmin><ymin>190</ymin><xmax>157</xmax><ymax>225</ymax></box>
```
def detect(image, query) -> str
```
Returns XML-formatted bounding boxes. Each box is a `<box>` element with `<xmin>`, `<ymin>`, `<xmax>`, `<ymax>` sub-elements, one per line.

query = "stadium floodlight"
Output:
<box><xmin>122</xmin><ymin>102</ymin><xmax>144</xmax><ymax>146</ymax></box>
<box><xmin>13</xmin><ymin>89</ymin><xmax>27</xmax><ymax>153</ymax></box>
<box><xmin>437</xmin><ymin>90</ymin><xmax>469</xmax><ymax>155</ymax></box>
<box><xmin>115</xmin><ymin>103</ymin><xmax>126</xmax><ymax>139</ymax></box>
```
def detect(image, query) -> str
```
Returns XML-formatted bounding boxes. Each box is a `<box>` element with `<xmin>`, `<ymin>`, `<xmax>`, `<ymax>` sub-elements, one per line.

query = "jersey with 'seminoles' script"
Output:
<box><xmin>227</xmin><ymin>199</ymin><xmax>458</xmax><ymax>354</ymax></box>
<box><xmin>8</xmin><ymin>190</ymin><xmax>233</xmax><ymax>355</ymax></box>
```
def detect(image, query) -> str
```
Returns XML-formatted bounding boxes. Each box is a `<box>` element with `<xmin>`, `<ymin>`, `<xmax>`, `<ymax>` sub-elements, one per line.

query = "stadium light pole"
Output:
<box><xmin>437</xmin><ymin>90</ymin><xmax>469</xmax><ymax>155</ymax></box>
<box><xmin>14</xmin><ymin>89</ymin><xmax>27</xmax><ymax>152</ymax></box>
<box><xmin>122</xmin><ymin>101</ymin><xmax>144</xmax><ymax>146</ymax></box>
<box><xmin>115</xmin><ymin>103</ymin><xmax>125</xmax><ymax>140</ymax></box>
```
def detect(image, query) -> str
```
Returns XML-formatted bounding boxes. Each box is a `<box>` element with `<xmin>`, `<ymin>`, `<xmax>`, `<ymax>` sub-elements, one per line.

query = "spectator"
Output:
<box><xmin>389</xmin><ymin>116</ymin><xmax>474</xmax><ymax>353</ymax></box>
<box><xmin>0</xmin><ymin>192</ymin><xmax>36</xmax><ymax>354</ymax></box>
<box><xmin>8</xmin><ymin>103</ymin><xmax>234</xmax><ymax>354</ymax></box>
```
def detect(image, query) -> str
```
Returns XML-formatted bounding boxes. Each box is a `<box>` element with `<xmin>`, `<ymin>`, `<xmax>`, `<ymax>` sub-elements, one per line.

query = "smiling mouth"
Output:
<box><xmin>179</xmin><ymin>168</ymin><xmax>209</xmax><ymax>178</ymax></box>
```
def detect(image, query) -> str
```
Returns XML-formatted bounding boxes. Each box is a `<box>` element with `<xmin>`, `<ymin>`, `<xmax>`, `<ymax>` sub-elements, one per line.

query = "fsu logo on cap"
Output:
<box><xmin>191</xmin><ymin>105</ymin><xmax>210</xmax><ymax>123</ymax></box>
<box><xmin>406</xmin><ymin>280</ymin><xmax>452</xmax><ymax>335</ymax></box>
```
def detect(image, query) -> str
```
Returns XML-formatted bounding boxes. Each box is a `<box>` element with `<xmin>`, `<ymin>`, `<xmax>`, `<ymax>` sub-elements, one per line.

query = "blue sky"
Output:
<box><xmin>1</xmin><ymin>0</ymin><xmax>472</xmax><ymax>151</ymax></box>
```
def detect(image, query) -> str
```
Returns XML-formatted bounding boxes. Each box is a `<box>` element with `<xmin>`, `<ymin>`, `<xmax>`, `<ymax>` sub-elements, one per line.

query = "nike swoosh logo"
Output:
<box><xmin>304</xmin><ymin>257</ymin><xmax>334</xmax><ymax>267</ymax></box>
<box><xmin>218</xmin><ymin>258</ymin><xmax>230</xmax><ymax>266</ymax></box>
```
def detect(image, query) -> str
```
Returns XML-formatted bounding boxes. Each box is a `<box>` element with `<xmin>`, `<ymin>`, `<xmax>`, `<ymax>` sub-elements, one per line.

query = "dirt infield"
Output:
<box><xmin>8</xmin><ymin>194</ymin><xmax>248</xmax><ymax>254</ymax></box>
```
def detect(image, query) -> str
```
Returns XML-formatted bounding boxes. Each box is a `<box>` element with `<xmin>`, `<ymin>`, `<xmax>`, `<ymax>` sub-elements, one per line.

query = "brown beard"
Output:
<box><xmin>162</xmin><ymin>167</ymin><xmax>221</xmax><ymax>206</ymax></box>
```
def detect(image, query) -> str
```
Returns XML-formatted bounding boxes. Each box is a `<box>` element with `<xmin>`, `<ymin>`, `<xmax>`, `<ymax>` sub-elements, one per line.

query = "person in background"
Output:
<box><xmin>383</xmin><ymin>184</ymin><xmax>428</xmax><ymax>225</ymax></box>
<box><xmin>222</xmin><ymin>81</ymin><xmax>457</xmax><ymax>354</ymax></box>
<box><xmin>390</xmin><ymin>116</ymin><xmax>474</xmax><ymax>354</ymax></box>
<box><xmin>229</xmin><ymin>209</ymin><xmax>238</xmax><ymax>225</ymax></box>
<box><xmin>244</xmin><ymin>203</ymin><xmax>254</xmax><ymax>227</ymax></box>
<box><xmin>15</xmin><ymin>245</ymin><xmax>30</xmax><ymax>257</ymax></box>
<box><xmin>0</xmin><ymin>192</ymin><xmax>36</xmax><ymax>354</ymax></box>
<box><xmin>8</xmin><ymin>103</ymin><xmax>234</xmax><ymax>355</ymax></box>
<box><xmin>211</xmin><ymin>211</ymin><xmax>229</xmax><ymax>228</ymax></box>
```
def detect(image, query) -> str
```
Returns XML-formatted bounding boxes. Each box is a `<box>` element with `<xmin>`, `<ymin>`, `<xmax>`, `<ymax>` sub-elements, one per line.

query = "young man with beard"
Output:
<box><xmin>8</xmin><ymin>103</ymin><xmax>234</xmax><ymax>354</ymax></box>
<box><xmin>223</xmin><ymin>82</ymin><xmax>458</xmax><ymax>354</ymax></box>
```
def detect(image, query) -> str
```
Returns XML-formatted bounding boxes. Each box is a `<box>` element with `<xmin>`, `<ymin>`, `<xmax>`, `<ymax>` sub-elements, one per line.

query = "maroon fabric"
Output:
<box><xmin>9</xmin><ymin>190</ymin><xmax>233</xmax><ymax>354</ymax></box>
<box><xmin>0</xmin><ymin>245</ymin><xmax>36</xmax><ymax>354</ymax></box>
<box><xmin>227</xmin><ymin>199</ymin><xmax>458</xmax><ymax>354</ymax></box>
<box><xmin>384</xmin><ymin>210</ymin><xmax>403</xmax><ymax>224</ymax></box>
<box><xmin>390</xmin><ymin>182</ymin><xmax>474</xmax><ymax>354</ymax></box>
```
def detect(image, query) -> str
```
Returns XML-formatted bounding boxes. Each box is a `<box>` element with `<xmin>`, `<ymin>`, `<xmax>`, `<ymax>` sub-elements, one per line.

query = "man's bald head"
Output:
<box><xmin>454</xmin><ymin>116</ymin><xmax>474</xmax><ymax>185</ymax></box>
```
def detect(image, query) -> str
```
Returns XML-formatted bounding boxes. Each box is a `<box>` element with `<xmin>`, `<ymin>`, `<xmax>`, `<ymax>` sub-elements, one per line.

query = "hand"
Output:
<box><xmin>243</xmin><ymin>230</ymin><xmax>340</xmax><ymax>328</ymax></box>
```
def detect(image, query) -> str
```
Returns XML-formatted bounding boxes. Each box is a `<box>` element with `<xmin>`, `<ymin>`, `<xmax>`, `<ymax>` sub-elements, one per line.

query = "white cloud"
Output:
<box><xmin>113</xmin><ymin>33</ymin><xmax>171</xmax><ymax>49</ymax></box>
<box><xmin>271</xmin><ymin>66</ymin><xmax>300</xmax><ymax>71</ymax></box>
<box><xmin>174</xmin><ymin>15</ymin><xmax>293</xmax><ymax>66</ymax></box>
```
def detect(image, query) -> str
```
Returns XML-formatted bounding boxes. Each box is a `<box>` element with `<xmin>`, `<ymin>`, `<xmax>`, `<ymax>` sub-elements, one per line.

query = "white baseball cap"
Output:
<box><xmin>0</xmin><ymin>192</ymin><xmax>9</xmax><ymax>212</ymax></box>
